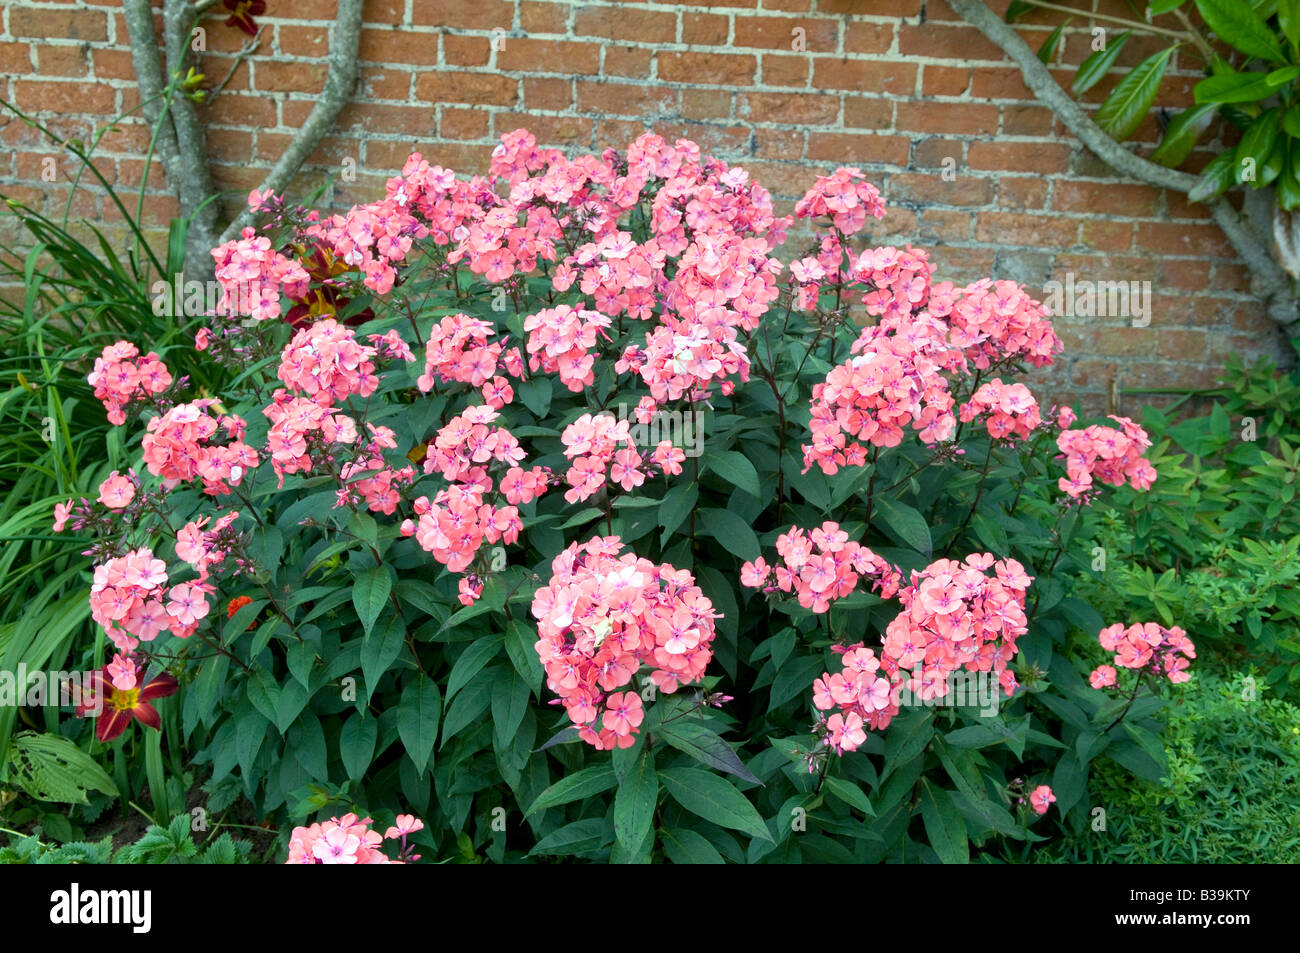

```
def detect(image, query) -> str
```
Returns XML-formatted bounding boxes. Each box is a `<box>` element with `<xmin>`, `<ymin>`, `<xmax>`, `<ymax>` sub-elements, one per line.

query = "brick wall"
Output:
<box><xmin>0</xmin><ymin>0</ymin><xmax>1288</xmax><ymax>415</ymax></box>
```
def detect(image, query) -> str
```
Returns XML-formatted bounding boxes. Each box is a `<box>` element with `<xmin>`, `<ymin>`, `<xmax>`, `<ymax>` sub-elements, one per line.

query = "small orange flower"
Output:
<box><xmin>227</xmin><ymin>595</ymin><xmax>257</xmax><ymax>627</ymax></box>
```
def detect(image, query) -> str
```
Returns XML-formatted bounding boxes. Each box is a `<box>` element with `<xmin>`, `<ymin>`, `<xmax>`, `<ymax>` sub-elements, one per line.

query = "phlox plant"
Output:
<box><xmin>53</xmin><ymin>129</ymin><xmax>1192</xmax><ymax>864</ymax></box>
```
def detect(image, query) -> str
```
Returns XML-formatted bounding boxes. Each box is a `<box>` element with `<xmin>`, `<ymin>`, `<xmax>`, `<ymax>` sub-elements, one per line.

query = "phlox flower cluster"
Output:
<box><xmin>1056</xmin><ymin>416</ymin><xmax>1156</xmax><ymax>499</ymax></box>
<box><xmin>794</xmin><ymin>165</ymin><xmax>887</xmax><ymax>237</ymax></box>
<box><xmin>415</xmin><ymin>313</ymin><xmax>524</xmax><ymax>406</ymax></box>
<box><xmin>174</xmin><ymin>510</ymin><xmax>242</xmax><ymax>582</ymax></box>
<box><xmin>618</xmin><ymin>312</ymin><xmax>752</xmax><ymax>404</ymax></box>
<box><xmin>402</xmin><ymin>479</ymin><xmax>531</xmax><ymax>575</ymax></box>
<box><xmin>740</xmin><ymin>522</ymin><xmax>901</xmax><ymax>614</ymax></box>
<box><xmin>559</xmin><ymin>412</ymin><xmax>684</xmax><ymax>504</ymax></box>
<box><xmin>261</xmin><ymin>392</ymin><xmax>357</xmax><ymax>486</ymax></box>
<box><xmin>141</xmin><ymin>400</ymin><xmax>259</xmax><ymax>495</ymax></box>
<box><xmin>210</xmin><ymin>227</ymin><xmax>310</xmax><ymax>322</ymax></box>
<box><xmin>882</xmin><ymin>553</ymin><xmax>1032</xmax><ymax>706</ymax></box>
<box><xmin>338</xmin><ymin>424</ymin><xmax>418</xmax><ymax>515</ymax></box>
<box><xmin>89</xmin><ymin>547</ymin><xmax>209</xmax><ymax>651</ymax></box>
<box><xmin>285</xmin><ymin>813</ymin><xmax>423</xmax><ymax>864</ymax></box>
<box><xmin>1089</xmin><ymin>622</ymin><xmax>1195</xmax><ymax>687</ymax></box>
<box><xmin>852</xmin><ymin>245</ymin><xmax>934</xmax><ymax>322</ymax></box>
<box><xmin>812</xmin><ymin>644</ymin><xmax>900</xmax><ymax>753</ymax></box>
<box><xmin>87</xmin><ymin>342</ymin><xmax>174</xmax><ymax>425</ymax></box>
<box><xmin>301</xmin><ymin>193</ymin><xmax>429</xmax><ymax>294</ymax></box>
<box><xmin>277</xmin><ymin>318</ymin><xmax>381</xmax><ymax>404</ymax></box>
<box><xmin>522</xmin><ymin>305</ymin><xmax>612</xmax><ymax>393</ymax></box>
<box><xmin>803</xmin><ymin>325</ymin><xmax>957</xmax><ymax>474</ymax></box>
<box><xmin>927</xmin><ymin>279</ymin><xmax>1062</xmax><ymax>369</ymax></box>
<box><xmin>531</xmin><ymin>536</ymin><xmax>720</xmax><ymax>750</ymax></box>
<box><xmin>959</xmin><ymin>378</ymin><xmax>1043</xmax><ymax>442</ymax></box>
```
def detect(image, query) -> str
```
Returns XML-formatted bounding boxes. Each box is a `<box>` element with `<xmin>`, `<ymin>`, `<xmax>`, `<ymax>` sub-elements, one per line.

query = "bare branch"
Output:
<box><xmin>219</xmin><ymin>0</ymin><xmax>365</xmax><ymax>242</ymax></box>
<box><xmin>949</xmin><ymin>0</ymin><xmax>1297</xmax><ymax>330</ymax></box>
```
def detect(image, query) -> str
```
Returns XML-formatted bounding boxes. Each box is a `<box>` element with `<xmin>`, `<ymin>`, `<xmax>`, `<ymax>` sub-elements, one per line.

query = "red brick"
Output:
<box><xmin>1001</xmin><ymin>104</ymin><xmax>1055</xmax><ymax>136</ymax></box>
<box><xmin>335</xmin><ymin>102</ymin><xmax>435</xmax><ymax>137</ymax></box>
<box><xmin>681</xmin><ymin>89</ymin><xmax>732</xmax><ymax>120</ymax></box>
<box><xmin>521</xmin><ymin>2</ymin><xmax>569</xmax><ymax>34</ymax></box>
<box><xmin>845</xmin><ymin>21</ymin><xmax>894</xmax><ymax>54</ymax></box>
<box><xmin>891</xmin><ymin>172</ymin><xmax>994</xmax><ymax>207</ymax></box>
<box><xmin>1054</xmin><ymin>181</ymin><xmax>1159</xmax><ymax>217</ymax></box>
<box><xmin>575</xmin><ymin>7</ymin><xmax>677</xmax><ymax>44</ymax></box>
<box><xmin>921</xmin><ymin>65</ymin><xmax>969</xmax><ymax>97</ymax></box>
<box><xmin>255</xmin><ymin>61</ymin><xmax>328</xmax><ymax>93</ymax></box>
<box><xmin>279</xmin><ymin>25</ymin><xmax>329</xmax><ymax>57</ymax></box>
<box><xmin>524</xmin><ymin>77</ymin><xmax>573</xmax><ymax>111</ymax></box>
<box><xmin>682</xmin><ymin>13</ymin><xmax>729</xmax><ymax>45</ymax></box>
<box><xmin>1136</xmin><ymin>222</ymin><xmax>1234</xmax><ymax>258</ymax></box>
<box><xmin>917</xmin><ymin>208</ymin><xmax>974</xmax><ymax>244</ymax></box>
<box><xmin>11</xmin><ymin>80</ymin><xmax>114</xmax><ymax>115</ymax></box>
<box><xmin>897</xmin><ymin>23</ymin><xmax>1002</xmax><ymax>60</ymax></box>
<box><xmin>359</xmin><ymin>29</ymin><xmax>440</xmax><ymax>66</ymax></box>
<box><xmin>998</xmin><ymin>177</ymin><xmax>1048</xmax><ymax>210</ymax></box>
<box><xmin>202</xmin><ymin>94</ymin><xmax>276</xmax><ymax>128</ymax></box>
<box><xmin>760</xmin><ymin>53</ymin><xmax>809</xmax><ymax>87</ymax></box>
<box><xmin>10</xmin><ymin>8</ymin><xmax>107</xmax><ymax>41</ymax></box>
<box><xmin>412</xmin><ymin>0</ymin><xmax>512</xmax><ymax>30</ymax></box>
<box><xmin>444</xmin><ymin>35</ymin><xmax>491</xmax><ymax>68</ymax></box>
<box><xmin>1080</xmin><ymin>219</ymin><xmax>1135</xmax><ymax>252</ymax></box>
<box><xmin>733</xmin><ymin>15</ymin><xmax>837</xmax><ymax>51</ymax></box>
<box><xmin>896</xmin><ymin>101</ymin><xmax>998</xmax><ymax>136</ymax></box>
<box><xmin>92</xmin><ymin>48</ymin><xmax>134</xmax><ymax>80</ymax></box>
<box><xmin>441</xmin><ymin>107</ymin><xmax>490</xmax><ymax>140</ymax></box>
<box><xmin>739</xmin><ymin>92</ymin><xmax>838</xmax><ymax>125</ymax></box>
<box><xmin>806</xmin><ymin>132</ymin><xmax>909</xmax><ymax>165</ymax></box>
<box><xmin>843</xmin><ymin>97</ymin><xmax>893</xmax><ymax>130</ymax></box>
<box><xmin>659</xmin><ymin>52</ymin><xmax>757</xmax><ymax>86</ymax></box>
<box><xmin>578</xmin><ymin>81</ymin><xmax>678</xmax><ymax>117</ymax></box>
<box><xmin>754</xmin><ymin>128</ymin><xmax>804</xmax><ymax>159</ymax></box>
<box><xmin>493</xmin><ymin>113</ymin><xmax>593</xmax><ymax>146</ymax></box>
<box><xmin>360</xmin><ymin>68</ymin><xmax>410</xmax><ymax>100</ymax></box>
<box><xmin>975</xmin><ymin>212</ymin><xmax>1077</xmax><ymax>247</ymax></box>
<box><xmin>34</xmin><ymin>45</ymin><xmax>89</xmax><ymax>77</ymax></box>
<box><xmin>498</xmin><ymin>39</ymin><xmax>603</xmax><ymax>75</ymax></box>
<box><xmin>605</xmin><ymin>47</ymin><xmax>652</xmax><ymax>78</ymax></box>
<box><xmin>416</xmin><ymin>71</ymin><xmax>519</xmax><ymax>107</ymax></box>
<box><xmin>967</xmin><ymin>140</ymin><xmax>1071</xmax><ymax>174</ymax></box>
<box><xmin>812</xmin><ymin>59</ymin><xmax>915</xmax><ymax>96</ymax></box>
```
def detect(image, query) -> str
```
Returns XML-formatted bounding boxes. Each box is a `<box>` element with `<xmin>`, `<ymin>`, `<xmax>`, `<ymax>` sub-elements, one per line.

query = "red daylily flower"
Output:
<box><xmin>77</xmin><ymin>664</ymin><xmax>179</xmax><ymax>742</ymax></box>
<box><xmin>223</xmin><ymin>0</ymin><xmax>266</xmax><ymax>37</ymax></box>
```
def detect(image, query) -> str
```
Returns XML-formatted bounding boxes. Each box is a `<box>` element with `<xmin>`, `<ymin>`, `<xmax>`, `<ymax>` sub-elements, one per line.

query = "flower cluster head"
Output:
<box><xmin>277</xmin><ymin>318</ymin><xmax>380</xmax><ymax>404</ymax></box>
<box><xmin>262</xmin><ymin>393</ymin><xmax>358</xmax><ymax>486</ymax></box>
<box><xmin>89</xmin><ymin>547</ymin><xmax>208</xmax><ymax>651</ymax></box>
<box><xmin>285</xmin><ymin>813</ymin><xmax>423</xmax><ymax>864</ymax></box>
<box><xmin>523</xmin><ymin>305</ymin><xmax>611</xmax><ymax>393</ymax></box>
<box><xmin>404</xmin><ymin>480</ymin><xmax>525</xmax><ymax>574</ymax></box>
<box><xmin>959</xmin><ymin>378</ymin><xmax>1043</xmax><ymax>442</ymax></box>
<box><xmin>618</xmin><ymin>312</ymin><xmax>752</xmax><ymax>404</ymax></box>
<box><xmin>415</xmin><ymin>313</ymin><xmax>523</xmax><ymax>404</ymax></box>
<box><xmin>803</xmin><ymin>326</ymin><xmax>957</xmax><ymax>474</ymax></box>
<box><xmin>422</xmin><ymin>404</ymin><xmax>526</xmax><ymax>484</ymax></box>
<box><xmin>882</xmin><ymin>553</ymin><xmax>1032</xmax><ymax>705</ymax></box>
<box><xmin>741</xmin><ymin>522</ymin><xmax>901</xmax><ymax>613</ymax></box>
<box><xmin>339</xmin><ymin>425</ymin><xmax>418</xmax><ymax>515</ymax></box>
<box><xmin>210</xmin><ymin>226</ymin><xmax>310</xmax><ymax>322</ymax></box>
<box><xmin>302</xmin><ymin>191</ymin><xmax>430</xmax><ymax>294</ymax></box>
<box><xmin>813</xmin><ymin>644</ymin><xmax>899</xmax><ymax>753</ymax></box>
<box><xmin>531</xmin><ymin>536</ymin><xmax>720</xmax><ymax>749</ymax></box>
<box><xmin>559</xmin><ymin>412</ymin><xmax>683</xmax><ymax>504</ymax></box>
<box><xmin>141</xmin><ymin>399</ymin><xmax>259</xmax><ymax>495</ymax></box>
<box><xmin>88</xmin><ymin>342</ymin><xmax>173</xmax><ymax>424</ymax></box>
<box><xmin>794</xmin><ymin>166</ymin><xmax>887</xmax><ymax>237</ymax></box>
<box><xmin>928</xmin><ymin>279</ymin><xmax>1062</xmax><ymax>369</ymax></box>
<box><xmin>853</xmin><ymin>245</ymin><xmax>934</xmax><ymax>322</ymax></box>
<box><xmin>174</xmin><ymin>510</ymin><xmax>242</xmax><ymax>582</ymax></box>
<box><xmin>1056</xmin><ymin>415</ymin><xmax>1156</xmax><ymax>499</ymax></box>
<box><xmin>1090</xmin><ymin>622</ymin><xmax>1195</xmax><ymax>687</ymax></box>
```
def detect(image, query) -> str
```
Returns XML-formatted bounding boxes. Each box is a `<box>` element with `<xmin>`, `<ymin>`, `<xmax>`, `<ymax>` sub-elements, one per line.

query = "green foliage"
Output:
<box><xmin>0</xmin><ymin>815</ymin><xmax>253</xmax><ymax>864</ymax></box>
<box><xmin>1038</xmin><ymin>672</ymin><xmax>1300</xmax><ymax>862</ymax></box>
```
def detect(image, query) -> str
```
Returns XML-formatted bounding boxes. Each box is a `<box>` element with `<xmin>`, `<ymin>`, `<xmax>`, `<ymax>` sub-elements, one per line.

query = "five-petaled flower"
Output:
<box><xmin>77</xmin><ymin>661</ymin><xmax>179</xmax><ymax>742</ymax></box>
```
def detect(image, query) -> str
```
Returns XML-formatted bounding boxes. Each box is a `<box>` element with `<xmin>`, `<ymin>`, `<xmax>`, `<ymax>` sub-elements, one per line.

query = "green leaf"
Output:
<box><xmin>1052</xmin><ymin>750</ymin><xmax>1087</xmax><ymax>816</ymax></box>
<box><xmin>1195</xmin><ymin>0</ymin><xmax>1286</xmax><ymax>63</ymax></box>
<box><xmin>1073</xmin><ymin>31</ymin><xmax>1131</xmax><ymax>95</ymax></box>
<box><xmin>525</xmin><ymin>763</ymin><xmax>618</xmax><ymax>816</ymax></box>
<box><xmin>360</xmin><ymin>614</ymin><xmax>406</xmax><ymax>698</ymax></box>
<box><xmin>702</xmin><ymin>450</ymin><xmax>762</xmax><ymax>501</ymax></box>
<box><xmin>697</xmin><ymin>508</ymin><xmax>761</xmax><ymax>561</ymax></box>
<box><xmin>518</xmin><ymin>376</ymin><xmax>553</xmax><ymax>417</ymax></box>
<box><xmin>397</xmin><ymin>675</ymin><xmax>441</xmax><ymax>775</ymax></box>
<box><xmin>657</xmin><ymin>720</ymin><xmax>761</xmax><ymax>784</ymax></box>
<box><xmin>880</xmin><ymin>710</ymin><xmax>934</xmax><ymax>783</ymax></box>
<box><xmin>658</xmin><ymin>767</ymin><xmax>772</xmax><ymax>842</ymax></box>
<box><xmin>1236</xmin><ymin>108</ymin><xmax>1281</xmax><ymax>183</ymax></box>
<box><xmin>351</xmin><ymin>565</ymin><xmax>392</xmax><ymax>636</ymax></box>
<box><xmin>338</xmin><ymin>712</ymin><xmax>378</xmax><ymax>782</ymax></box>
<box><xmin>1150</xmin><ymin>103</ymin><xmax>1217</xmax><ymax>167</ymax></box>
<box><xmin>613</xmin><ymin>747</ymin><xmax>658</xmax><ymax>857</ymax></box>
<box><xmin>658</xmin><ymin>482</ymin><xmax>698</xmax><ymax>543</ymax></box>
<box><xmin>1095</xmin><ymin>47</ymin><xmax>1176</xmax><ymax>142</ymax></box>
<box><xmin>445</xmin><ymin>636</ymin><xmax>503</xmax><ymax>702</ymax></box>
<box><xmin>661</xmin><ymin>827</ymin><xmax>726</xmax><ymax>864</ymax></box>
<box><xmin>1037</xmin><ymin>18</ymin><xmax>1072</xmax><ymax>65</ymax></box>
<box><xmin>919</xmin><ymin>781</ymin><xmax>969</xmax><ymax>864</ymax></box>
<box><xmin>491</xmin><ymin>667</ymin><xmax>531</xmax><ymax>751</ymax></box>
<box><xmin>1195</xmin><ymin>68</ymin><xmax>1276</xmax><ymax>104</ymax></box>
<box><xmin>823</xmin><ymin>776</ymin><xmax>875</xmax><ymax>816</ymax></box>
<box><xmin>7</xmin><ymin>732</ymin><xmax>118</xmax><ymax>803</ymax></box>
<box><xmin>1187</xmin><ymin>151</ymin><xmax>1237</xmax><ymax>202</ymax></box>
<box><xmin>873</xmin><ymin>496</ymin><xmax>932</xmax><ymax>556</ymax></box>
<box><xmin>528</xmin><ymin>817</ymin><xmax>610</xmax><ymax>856</ymax></box>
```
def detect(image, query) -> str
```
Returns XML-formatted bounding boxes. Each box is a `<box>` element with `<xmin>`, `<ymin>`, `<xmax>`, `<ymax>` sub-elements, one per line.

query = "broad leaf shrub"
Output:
<box><xmin>1075</xmin><ymin>356</ymin><xmax>1300</xmax><ymax>701</ymax></box>
<box><xmin>52</xmin><ymin>130</ymin><xmax>1191</xmax><ymax>863</ymax></box>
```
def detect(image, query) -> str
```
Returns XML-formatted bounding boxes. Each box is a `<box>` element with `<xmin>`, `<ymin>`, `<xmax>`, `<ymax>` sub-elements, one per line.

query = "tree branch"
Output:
<box><xmin>950</xmin><ymin>0</ymin><xmax>1297</xmax><ymax>330</ymax></box>
<box><xmin>219</xmin><ymin>0</ymin><xmax>365</xmax><ymax>242</ymax></box>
